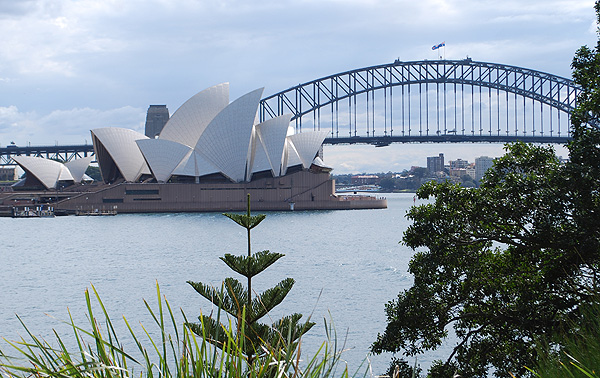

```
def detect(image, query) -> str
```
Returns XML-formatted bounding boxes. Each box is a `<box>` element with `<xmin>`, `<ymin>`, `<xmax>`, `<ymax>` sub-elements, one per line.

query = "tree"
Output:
<box><xmin>372</xmin><ymin>3</ymin><xmax>600</xmax><ymax>377</ymax></box>
<box><xmin>568</xmin><ymin>0</ymin><xmax>600</xmax><ymax>264</ymax></box>
<box><xmin>385</xmin><ymin>357</ymin><xmax>422</xmax><ymax>378</ymax></box>
<box><xmin>460</xmin><ymin>174</ymin><xmax>476</xmax><ymax>188</ymax></box>
<box><xmin>373</xmin><ymin>143</ymin><xmax>579</xmax><ymax>377</ymax></box>
<box><xmin>187</xmin><ymin>194</ymin><xmax>314</xmax><ymax>366</ymax></box>
<box><xmin>85</xmin><ymin>165</ymin><xmax>102</xmax><ymax>182</ymax></box>
<box><xmin>411</xmin><ymin>167</ymin><xmax>428</xmax><ymax>179</ymax></box>
<box><xmin>380</xmin><ymin>177</ymin><xmax>397</xmax><ymax>191</ymax></box>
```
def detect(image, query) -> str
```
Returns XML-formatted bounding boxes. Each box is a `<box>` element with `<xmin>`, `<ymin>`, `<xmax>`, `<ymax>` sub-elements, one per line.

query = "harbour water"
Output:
<box><xmin>0</xmin><ymin>193</ymin><xmax>449</xmax><ymax>374</ymax></box>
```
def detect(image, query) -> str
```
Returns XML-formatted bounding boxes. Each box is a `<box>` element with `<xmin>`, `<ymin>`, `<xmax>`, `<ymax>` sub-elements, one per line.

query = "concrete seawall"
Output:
<box><xmin>51</xmin><ymin>170</ymin><xmax>386</xmax><ymax>213</ymax></box>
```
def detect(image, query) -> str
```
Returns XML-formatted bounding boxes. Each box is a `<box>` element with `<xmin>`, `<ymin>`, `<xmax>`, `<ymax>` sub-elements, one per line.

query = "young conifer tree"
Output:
<box><xmin>187</xmin><ymin>194</ymin><xmax>314</xmax><ymax>365</ymax></box>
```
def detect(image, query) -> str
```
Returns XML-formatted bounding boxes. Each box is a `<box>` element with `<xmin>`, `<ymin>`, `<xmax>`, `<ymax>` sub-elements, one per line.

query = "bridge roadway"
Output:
<box><xmin>0</xmin><ymin>144</ymin><xmax>94</xmax><ymax>165</ymax></box>
<box><xmin>0</xmin><ymin>134</ymin><xmax>572</xmax><ymax>165</ymax></box>
<box><xmin>323</xmin><ymin>134</ymin><xmax>571</xmax><ymax>146</ymax></box>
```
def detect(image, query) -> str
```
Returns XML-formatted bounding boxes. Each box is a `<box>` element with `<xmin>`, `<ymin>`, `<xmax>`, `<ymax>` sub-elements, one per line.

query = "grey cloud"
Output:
<box><xmin>0</xmin><ymin>0</ymin><xmax>39</xmax><ymax>17</ymax></box>
<box><xmin>0</xmin><ymin>0</ymin><xmax>595</xmax><ymax>172</ymax></box>
<box><xmin>0</xmin><ymin>106</ymin><xmax>145</xmax><ymax>146</ymax></box>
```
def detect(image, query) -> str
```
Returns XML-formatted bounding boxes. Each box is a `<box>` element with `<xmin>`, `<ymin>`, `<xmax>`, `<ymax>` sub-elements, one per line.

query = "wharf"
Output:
<box><xmin>75</xmin><ymin>209</ymin><xmax>117</xmax><ymax>216</ymax></box>
<box><xmin>11</xmin><ymin>206</ymin><xmax>55</xmax><ymax>218</ymax></box>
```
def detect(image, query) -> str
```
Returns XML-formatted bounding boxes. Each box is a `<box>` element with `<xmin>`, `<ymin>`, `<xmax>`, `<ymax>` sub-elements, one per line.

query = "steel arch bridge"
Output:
<box><xmin>0</xmin><ymin>59</ymin><xmax>582</xmax><ymax>165</ymax></box>
<box><xmin>260</xmin><ymin>58</ymin><xmax>580</xmax><ymax>146</ymax></box>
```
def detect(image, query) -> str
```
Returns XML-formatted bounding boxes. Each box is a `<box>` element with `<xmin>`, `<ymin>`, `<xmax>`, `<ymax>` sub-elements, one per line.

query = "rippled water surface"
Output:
<box><xmin>0</xmin><ymin>193</ymin><xmax>447</xmax><ymax>373</ymax></box>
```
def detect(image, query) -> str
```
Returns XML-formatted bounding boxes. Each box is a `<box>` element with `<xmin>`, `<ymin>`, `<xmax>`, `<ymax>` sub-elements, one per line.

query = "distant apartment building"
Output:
<box><xmin>144</xmin><ymin>105</ymin><xmax>170</xmax><ymax>138</ymax></box>
<box><xmin>475</xmin><ymin>156</ymin><xmax>494</xmax><ymax>181</ymax></box>
<box><xmin>0</xmin><ymin>167</ymin><xmax>17</xmax><ymax>181</ymax></box>
<box><xmin>466</xmin><ymin>167</ymin><xmax>476</xmax><ymax>180</ymax></box>
<box><xmin>449</xmin><ymin>158</ymin><xmax>469</xmax><ymax>169</ymax></box>
<box><xmin>351</xmin><ymin>175</ymin><xmax>380</xmax><ymax>185</ymax></box>
<box><xmin>449</xmin><ymin>168</ymin><xmax>468</xmax><ymax>178</ymax></box>
<box><xmin>427</xmin><ymin>153</ymin><xmax>445</xmax><ymax>173</ymax></box>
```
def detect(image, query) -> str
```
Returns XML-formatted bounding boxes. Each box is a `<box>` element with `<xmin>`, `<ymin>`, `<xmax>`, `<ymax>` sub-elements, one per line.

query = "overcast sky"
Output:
<box><xmin>0</xmin><ymin>0</ymin><xmax>596</xmax><ymax>173</ymax></box>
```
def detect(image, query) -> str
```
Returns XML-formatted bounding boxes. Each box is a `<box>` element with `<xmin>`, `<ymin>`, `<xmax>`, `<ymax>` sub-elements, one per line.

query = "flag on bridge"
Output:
<box><xmin>432</xmin><ymin>42</ymin><xmax>445</xmax><ymax>50</ymax></box>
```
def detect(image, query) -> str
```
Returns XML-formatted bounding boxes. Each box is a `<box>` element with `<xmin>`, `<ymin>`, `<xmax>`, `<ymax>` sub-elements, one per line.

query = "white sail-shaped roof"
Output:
<box><xmin>159</xmin><ymin>83</ymin><xmax>229</xmax><ymax>147</ymax></box>
<box><xmin>248</xmin><ymin>127</ymin><xmax>272</xmax><ymax>176</ymax></box>
<box><xmin>91</xmin><ymin>127</ymin><xmax>150</xmax><ymax>182</ymax></box>
<box><xmin>255</xmin><ymin>114</ymin><xmax>292</xmax><ymax>177</ymax></box>
<box><xmin>287</xmin><ymin>131</ymin><xmax>329</xmax><ymax>169</ymax></box>
<box><xmin>172</xmin><ymin>150</ymin><xmax>220</xmax><ymax>177</ymax></box>
<box><xmin>283</xmin><ymin>138</ymin><xmax>303</xmax><ymax>174</ymax></box>
<box><xmin>312</xmin><ymin>156</ymin><xmax>332</xmax><ymax>169</ymax></box>
<box><xmin>136</xmin><ymin>139</ymin><xmax>192</xmax><ymax>182</ymax></box>
<box><xmin>13</xmin><ymin>156</ymin><xmax>74</xmax><ymax>189</ymax></box>
<box><xmin>173</xmin><ymin>150</ymin><xmax>196</xmax><ymax>176</ymax></box>
<box><xmin>195</xmin><ymin>87</ymin><xmax>264</xmax><ymax>182</ymax></box>
<box><xmin>65</xmin><ymin>156</ymin><xmax>94</xmax><ymax>183</ymax></box>
<box><xmin>89</xmin><ymin>84</ymin><xmax>332</xmax><ymax>185</ymax></box>
<box><xmin>58</xmin><ymin>165</ymin><xmax>74</xmax><ymax>181</ymax></box>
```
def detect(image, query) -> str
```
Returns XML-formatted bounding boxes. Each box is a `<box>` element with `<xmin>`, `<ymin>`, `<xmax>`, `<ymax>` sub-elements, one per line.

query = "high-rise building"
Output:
<box><xmin>449</xmin><ymin>158</ymin><xmax>469</xmax><ymax>169</ymax></box>
<box><xmin>427</xmin><ymin>153</ymin><xmax>444</xmax><ymax>173</ymax></box>
<box><xmin>144</xmin><ymin>105</ymin><xmax>170</xmax><ymax>138</ymax></box>
<box><xmin>475</xmin><ymin>156</ymin><xmax>494</xmax><ymax>181</ymax></box>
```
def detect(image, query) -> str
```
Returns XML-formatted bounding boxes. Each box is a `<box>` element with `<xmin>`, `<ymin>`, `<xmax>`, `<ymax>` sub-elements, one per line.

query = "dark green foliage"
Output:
<box><xmin>569</xmin><ymin>1</ymin><xmax>600</xmax><ymax>269</ymax></box>
<box><xmin>332</xmin><ymin>173</ymin><xmax>353</xmax><ymax>185</ymax></box>
<box><xmin>532</xmin><ymin>300</ymin><xmax>600</xmax><ymax>377</ymax></box>
<box><xmin>223</xmin><ymin>212</ymin><xmax>266</xmax><ymax>230</ymax></box>
<box><xmin>460</xmin><ymin>174</ymin><xmax>476</xmax><ymax>188</ymax></box>
<box><xmin>220</xmin><ymin>250</ymin><xmax>284</xmax><ymax>278</ymax></box>
<box><xmin>85</xmin><ymin>166</ymin><xmax>102</xmax><ymax>182</ymax></box>
<box><xmin>411</xmin><ymin>167</ymin><xmax>428</xmax><ymax>178</ymax></box>
<box><xmin>187</xmin><ymin>194</ymin><xmax>314</xmax><ymax>364</ymax></box>
<box><xmin>372</xmin><ymin>3</ymin><xmax>600</xmax><ymax>376</ymax></box>
<box><xmin>188</xmin><ymin>276</ymin><xmax>295</xmax><ymax>325</ymax></box>
<box><xmin>379</xmin><ymin>178</ymin><xmax>396</xmax><ymax>191</ymax></box>
<box><xmin>373</xmin><ymin>143</ymin><xmax>584</xmax><ymax>377</ymax></box>
<box><xmin>385</xmin><ymin>357</ymin><xmax>422</xmax><ymax>378</ymax></box>
<box><xmin>426</xmin><ymin>360</ymin><xmax>460</xmax><ymax>378</ymax></box>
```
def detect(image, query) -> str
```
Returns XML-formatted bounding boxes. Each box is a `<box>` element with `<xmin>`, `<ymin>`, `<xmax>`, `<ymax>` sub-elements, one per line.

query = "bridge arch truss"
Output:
<box><xmin>259</xmin><ymin>59</ymin><xmax>581</xmax><ymax>145</ymax></box>
<box><xmin>0</xmin><ymin>60</ymin><xmax>582</xmax><ymax>166</ymax></box>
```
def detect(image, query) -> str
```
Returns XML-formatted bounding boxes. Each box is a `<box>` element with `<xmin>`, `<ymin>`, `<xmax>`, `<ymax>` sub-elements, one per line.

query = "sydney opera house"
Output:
<box><xmin>5</xmin><ymin>84</ymin><xmax>386</xmax><ymax>213</ymax></box>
